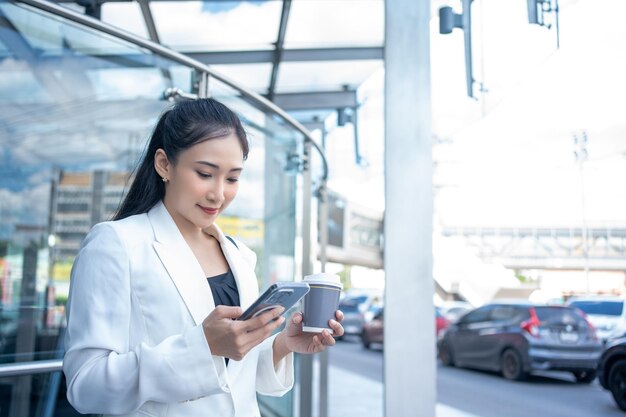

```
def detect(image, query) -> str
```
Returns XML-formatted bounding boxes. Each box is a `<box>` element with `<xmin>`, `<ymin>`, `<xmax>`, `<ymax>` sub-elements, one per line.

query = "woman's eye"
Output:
<box><xmin>227</xmin><ymin>178</ymin><xmax>239</xmax><ymax>183</ymax></box>
<box><xmin>197</xmin><ymin>171</ymin><xmax>211</xmax><ymax>178</ymax></box>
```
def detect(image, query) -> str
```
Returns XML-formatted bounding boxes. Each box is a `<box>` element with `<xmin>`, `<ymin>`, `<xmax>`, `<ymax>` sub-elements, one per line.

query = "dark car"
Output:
<box><xmin>598</xmin><ymin>336</ymin><xmax>626</xmax><ymax>411</ymax></box>
<box><xmin>437</xmin><ymin>302</ymin><xmax>603</xmax><ymax>382</ymax></box>
<box><xmin>337</xmin><ymin>292</ymin><xmax>383</xmax><ymax>338</ymax></box>
<box><xmin>360</xmin><ymin>306</ymin><xmax>450</xmax><ymax>350</ymax></box>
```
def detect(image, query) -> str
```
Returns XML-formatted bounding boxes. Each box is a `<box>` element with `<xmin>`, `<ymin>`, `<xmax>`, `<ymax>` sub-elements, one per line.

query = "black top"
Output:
<box><xmin>207</xmin><ymin>268</ymin><xmax>240</xmax><ymax>308</ymax></box>
<box><xmin>207</xmin><ymin>269</ymin><xmax>240</xmax><ymax>365</ymax></box>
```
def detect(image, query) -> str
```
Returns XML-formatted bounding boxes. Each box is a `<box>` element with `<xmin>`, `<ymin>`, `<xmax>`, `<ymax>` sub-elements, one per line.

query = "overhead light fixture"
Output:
<box><xmin>527</xmin><ymin>0</ymin><xmax>560</xmax><ymax>48</ymax></box>
<box><xmin>438</xmin><ymin>0</ymin><xmax>477</xmax><ymax>99</ymax></box>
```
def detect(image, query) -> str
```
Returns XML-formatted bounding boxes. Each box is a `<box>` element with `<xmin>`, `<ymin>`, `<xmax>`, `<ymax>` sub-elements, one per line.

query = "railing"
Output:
<box><xmin>0</xmin><ymin>359</ymin><xmax>62</xmax><ymax>377</ymax></box>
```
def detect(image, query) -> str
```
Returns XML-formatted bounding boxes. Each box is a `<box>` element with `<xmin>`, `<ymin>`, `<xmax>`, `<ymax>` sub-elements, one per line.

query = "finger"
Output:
<box><xmin>313</xmin><ymin>334</ymin><xmax>324</xmax><ymax>351</ymax></box>
<box><xmin>320</xmin><ymin>329</ymin><xmax>336</xmax><ymax>346</ymax></box>
<box><xmin>292</xmin><ymin>312</ymin><xmax>303</xmax><ymax>324</ymax></box>
<box><xmin>246</xmin><ymin>312</ymin><xmax>285</xmax><ymax>337</ymax></box>
<box><xmin>214</xmin><ymin>305</ymin><xmax>243</xmax><ymax>319</ymax></box>
<box><xmin>329</xmin><ymin>319</ymin><xmax>344</xmax><ymax>337</ymax></box>
<box><xmin>334</xmin><ymin>310</ymin><xmax>344</xmax><ymax>321</ymax></box>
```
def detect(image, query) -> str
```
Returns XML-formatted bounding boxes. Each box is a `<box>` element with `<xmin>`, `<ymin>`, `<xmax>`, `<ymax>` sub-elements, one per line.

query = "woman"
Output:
<box><xmin>63</xmin><ymin>98</ymin><xmax>344</xmax><ymax>417</ymax></box>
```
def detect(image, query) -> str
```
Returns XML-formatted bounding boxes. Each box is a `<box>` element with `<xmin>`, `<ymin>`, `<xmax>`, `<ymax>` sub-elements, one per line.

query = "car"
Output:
<box><xmin>437</xmin><ymin>301</ymin><xmax>473</xmax><ymax>322</ymax></box>
<box><xmin>360</xmin><ymin>306</ymin><xmax>450</xmax><ymax>350</ymax></box>
<box><xmin>435</xmin><ymin>307</ymin><xmax>451</xmax><ymax>337</ymax></box>
<box><xmin>337</xmin><ymin>291</ymin><xmax>383</xmax><ymax>337</ymax></box>
<box><xmin>437</xmin><ymin>302</ymin><xmax>603</xmax><ymax>382</ymax></box>
<box><xmin>598</xmin><ymin>336</ymin><xmax>626</xmax><ymax>411</ymax></box>
<box><xmin>566</xmin><ymin>296</ymin><xmax>626</xmax><ymax>343</ymax></box>
<box><xmin>598</xmin><ymin>336</ymin><xmax>626</xmax><ymax>412</ymax></box>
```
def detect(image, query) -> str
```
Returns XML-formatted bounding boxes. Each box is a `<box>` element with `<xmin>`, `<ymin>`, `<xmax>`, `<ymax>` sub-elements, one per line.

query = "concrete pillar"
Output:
<box><xmin>384</xmin><ymin>0</ymin><xmax>436</xmax><ymax>416</ymax></box>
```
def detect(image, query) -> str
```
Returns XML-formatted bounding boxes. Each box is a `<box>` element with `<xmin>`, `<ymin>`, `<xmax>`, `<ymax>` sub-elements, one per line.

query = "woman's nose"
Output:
<box><xmin>206</xmin><ymin>181</ymin><xmax>225</xmax><ymax>203</ymax></box>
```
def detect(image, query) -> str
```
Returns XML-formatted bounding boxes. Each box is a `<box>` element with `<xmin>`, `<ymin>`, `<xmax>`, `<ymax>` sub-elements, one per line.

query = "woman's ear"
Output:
<box><xmin>154</xmin><ymin>149</ymin><xmax>171</xmax><ymax>180</ymax></box>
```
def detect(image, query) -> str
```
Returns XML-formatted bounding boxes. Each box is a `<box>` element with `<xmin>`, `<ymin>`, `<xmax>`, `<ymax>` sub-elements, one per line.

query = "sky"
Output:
<box><xmin>325</xmin><ymin>0</ymin><xmax>626</xmax><ymax>230</ymax></box>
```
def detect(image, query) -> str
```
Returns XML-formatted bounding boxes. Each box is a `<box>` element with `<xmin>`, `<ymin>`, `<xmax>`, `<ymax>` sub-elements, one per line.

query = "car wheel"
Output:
<box><xmin>573</xmin><ymin>370</ymin><xmax>596</xmax><ymax>384</ymax></box>
<box><xmin>361</xmin><ymin>332</ymin><xmax>371</xmax><ymax>349</ymax></box>
<box><xmin>501</xmin><ymin>348</ymin><xmax>527</xmax><ymax>381</ymax></box>
<box><xmin>609</xmin><ymin>359</ymin><xmax>626</xmax><ymax>411</ymax></box>
<box><xmin>438</xmin><ymin>342</ymin><xmax>455</xmax><ymax>366</ymax></box>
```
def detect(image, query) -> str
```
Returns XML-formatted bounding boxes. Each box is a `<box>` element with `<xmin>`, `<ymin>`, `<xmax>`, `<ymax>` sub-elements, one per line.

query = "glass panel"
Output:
<box><xmin>0</xmin><ymin>4</ymin><xmax>192</xmax><ymax>416</ymax></box>
<box><xmin>209</xmin><ymin>77</ymin><xmax>300</xmax><ymax>417</ymax></box>
<box><xmin>151</xmin><ymin>1</ymin><xmax>281</xmax><ymax>51</ymax></box>
<box><xmin>0</xmin><ymin>372</ymin><xmax>87</xmax><ymax>417</ymax></box>
<box><xmin>285</xmin><ymin>0</ymin><xmax>384</xmax><ymax>48</ymax></box>
<box><xmin>1</xmin><ymin>3</ymin><xmax>308</xmax><ymax>417</ymax></box>
<box><xmin>276</xmin><ymin>60</ymin><xmax>383</xmax><ymax>93</ymax></box>
<box><xmin>210</xmin><ymin>63</ymin><xmax>272</xmax><ymax>94</ymax></box>
<box><xmin>101</xmin><ymin>2</ymin><xmax>149</xmax><ymax>39</ymax></box>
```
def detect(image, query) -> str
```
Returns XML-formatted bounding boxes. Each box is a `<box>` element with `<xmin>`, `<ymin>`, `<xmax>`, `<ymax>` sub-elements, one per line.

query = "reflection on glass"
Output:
<box><xmin>1</xmin><ymin>3</ymin><xmax>305</xmax><ymax>416</ymax></box>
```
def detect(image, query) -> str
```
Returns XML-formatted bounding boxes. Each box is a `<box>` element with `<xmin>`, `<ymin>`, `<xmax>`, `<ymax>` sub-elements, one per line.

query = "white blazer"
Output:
<box><xmin>63</xmin><ymin>202</ymin><xmax>294</xmax><ymax>417</ymax></box>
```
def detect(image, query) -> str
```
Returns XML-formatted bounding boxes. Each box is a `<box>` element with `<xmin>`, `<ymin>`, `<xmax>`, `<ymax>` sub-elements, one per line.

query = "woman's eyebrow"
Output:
<box><xmin>194</xmin><ymin>160</ymin><xmax>243</xmax><ymax>172</ymax></box>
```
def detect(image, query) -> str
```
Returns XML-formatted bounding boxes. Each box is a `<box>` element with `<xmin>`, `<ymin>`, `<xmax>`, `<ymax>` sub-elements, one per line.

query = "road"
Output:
<box><xmin>328</xmin><ymin>336</ymin><xmax>622</xmax><ymax>417</ymax></box>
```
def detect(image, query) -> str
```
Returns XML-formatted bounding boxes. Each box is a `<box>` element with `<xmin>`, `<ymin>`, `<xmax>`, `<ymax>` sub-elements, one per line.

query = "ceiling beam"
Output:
<box><xmin>136</xmin><ymin>0</ymin><xmax>173</xmax><ymax>86</ymax></box>
<box><xmin>273</xmin><ymin>90</ymin><xmax>357</xmax><ymax>111</ymax></box>
<box><xmin>267</xmin><ymin>0</ymin><xmax>291</xmax><ymax>101</ymax></box>
<box><xmin>137</xmin><ymin>0</ymin><xmax>160</xmax><ymax>43</ymax></box>
<box><xmin>187</xmin><ymin>47</ymin><xmax>383</xmax><ymax>65</ymax></box>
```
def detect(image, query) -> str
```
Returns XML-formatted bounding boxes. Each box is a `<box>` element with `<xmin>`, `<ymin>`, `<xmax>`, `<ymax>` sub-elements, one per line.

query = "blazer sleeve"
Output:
<box><xmin>255</xmin><ymin>334</ymin><xmax>294</xmax><ymax>396</ymax></box>
<box><xmin>63</xmin><ymin>223</ymin><xmax>228</xmax><ymax>415</ymax></box>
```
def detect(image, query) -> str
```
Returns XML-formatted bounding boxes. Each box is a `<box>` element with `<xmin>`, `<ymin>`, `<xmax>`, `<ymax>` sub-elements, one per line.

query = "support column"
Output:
<box><xmin>384</xmin><ymin>1</ymin><xmax>436</xmax><ymax>416</ymax></box>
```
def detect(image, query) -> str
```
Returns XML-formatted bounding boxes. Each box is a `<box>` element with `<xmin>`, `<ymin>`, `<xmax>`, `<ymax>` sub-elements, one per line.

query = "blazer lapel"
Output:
<box><xmin>149</xmin><ymin>202</ymin><xmax>215</xmax><ymax>326</ymax></box>
<box><xmin>204</xmin><ymin>224</ymin><xmax>258</xmax><ymax>311</ymax></box>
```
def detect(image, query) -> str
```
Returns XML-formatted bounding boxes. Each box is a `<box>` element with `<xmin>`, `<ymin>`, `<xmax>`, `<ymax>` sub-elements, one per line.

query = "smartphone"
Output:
<box><xmin>237</xmin><ymin>282</ymin><xmax>310</xmax><ymax>321</ymax></box>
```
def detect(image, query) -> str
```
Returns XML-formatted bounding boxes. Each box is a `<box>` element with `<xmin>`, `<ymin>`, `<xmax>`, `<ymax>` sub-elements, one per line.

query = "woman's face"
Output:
<box><xmin>157</xmin><ymin>133</ymin><xmax>244</xmax><ymax>235</ymax></box>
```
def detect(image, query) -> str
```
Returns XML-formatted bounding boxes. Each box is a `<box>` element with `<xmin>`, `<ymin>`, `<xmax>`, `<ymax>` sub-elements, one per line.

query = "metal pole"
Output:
<box><xmin>317</xmin><ymin>179</ymin><xmax>329</xmax><ymax>417</ymax></box>
<box><xmin>574</xmin><ymin>131</ymin><xmax>590</xmax><ymax>294</ymax></box>
<box><xmin>299</xmin><ymin>140</ymin><xmax>314</xmax><ymax>417</ymax></box>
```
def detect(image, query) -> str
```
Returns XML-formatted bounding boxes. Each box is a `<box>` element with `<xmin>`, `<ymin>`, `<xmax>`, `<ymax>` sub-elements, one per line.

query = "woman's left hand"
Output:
<box><xmin>273</xmin><ymin>311</ymin><xmax>344</xmax><ymax>364</ymax></box>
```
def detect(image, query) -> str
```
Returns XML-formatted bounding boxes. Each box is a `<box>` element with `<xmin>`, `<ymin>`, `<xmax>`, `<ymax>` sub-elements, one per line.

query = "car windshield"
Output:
<box><xmin>569</xmin><ymin>301</ymin><xmax>624</xmax><ymax>316</ymax></box>
<box><xmin>339</xmin><ymin>295</ymin><xmax>368</xmax><ymax>313</ymax></box>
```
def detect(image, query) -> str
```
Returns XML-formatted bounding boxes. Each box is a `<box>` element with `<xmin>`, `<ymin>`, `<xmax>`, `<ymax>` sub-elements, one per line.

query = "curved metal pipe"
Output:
<box><xmin>0</xmin><ymin>359</ymin><xmax>63</xmax><ymax>377</ymax></box>
<box><xmin>13</xmin><ymin>0</ymin><xmax>328</xmax><ymax>184</ymax></box>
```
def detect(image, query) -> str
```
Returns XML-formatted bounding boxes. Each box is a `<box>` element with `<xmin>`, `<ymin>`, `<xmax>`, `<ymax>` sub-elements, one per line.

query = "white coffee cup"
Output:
<box><xmin>302</xmin><ymin>272</ymin><xmax>343</xmax><ymax>333</ymax></box>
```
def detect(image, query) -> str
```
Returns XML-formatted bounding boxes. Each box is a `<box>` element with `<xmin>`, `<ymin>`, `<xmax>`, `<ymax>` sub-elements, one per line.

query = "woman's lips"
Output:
<box><xmin>199</xmin><ymin>205</ymin><xmax>219</xmax><ymax>215</ymax></box>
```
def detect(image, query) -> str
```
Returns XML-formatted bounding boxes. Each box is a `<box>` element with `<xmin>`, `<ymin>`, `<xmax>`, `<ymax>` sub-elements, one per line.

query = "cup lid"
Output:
<box><xmin>304</xmin><ymin>272</ymin><xmax>342</xmax><ymax>286</ymax></box>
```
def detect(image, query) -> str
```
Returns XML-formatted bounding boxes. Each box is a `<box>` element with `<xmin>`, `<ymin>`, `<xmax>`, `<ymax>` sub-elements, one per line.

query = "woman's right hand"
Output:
<box><xmin>202</xmin><ymin>305</ymin><xmax>286</xmax><ymax>361</ymax></box>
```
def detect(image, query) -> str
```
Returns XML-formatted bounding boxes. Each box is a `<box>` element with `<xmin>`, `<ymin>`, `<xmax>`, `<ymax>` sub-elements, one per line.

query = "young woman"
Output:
<box><xmin>63</xmin><ymin>98</ymin><xmax>344</xmax><ymax>417</ymax></box>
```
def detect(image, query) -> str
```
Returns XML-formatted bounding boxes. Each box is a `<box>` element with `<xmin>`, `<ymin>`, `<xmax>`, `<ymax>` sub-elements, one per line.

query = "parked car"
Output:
<box><xmin>337</xmin><ymin>291</ymin><xmax>383</xmax><ymax>338</ymax></box>
<box><xmin>437</xmin><ymin>301</ymin><xmax>473</xmax><ymax>322</ymax></box>
<box><xmin>360</xmin><ymin>306</ymin><xmax>450</xmax><ymax>350</ymax></box>
<box><xmin>437</xmin><ymin>302</ymin><xmax>603</xmax><ymax>382</ymax></box>
<box><xmin>567</xmin><ymin>296</ymin><xmax>626</xmax><ymax>343</ymax></box>
<box><xmin>598</xmin><ymin>336</ymin><xmax>626</xmax><ymax>412</ymax></box>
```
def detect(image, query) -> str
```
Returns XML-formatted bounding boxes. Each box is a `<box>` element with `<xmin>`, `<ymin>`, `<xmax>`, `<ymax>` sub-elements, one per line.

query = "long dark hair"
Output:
<box><xmin>114</xmin><ymin>98</ymin><xmax>249</xmax><ymax>220</ymax></box>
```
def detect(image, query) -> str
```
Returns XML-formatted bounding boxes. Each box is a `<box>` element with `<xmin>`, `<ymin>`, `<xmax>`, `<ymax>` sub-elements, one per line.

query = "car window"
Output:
<box><xmin>568</xmin><ymin>300</ymin><xmax>624</xmax><ymax>316</ymax></box>
<box><xmin>459</xmin><ymin>307</ymin><xmax>491</xmax><ymax>324</ymax></box>
<box><xmin>535</xmin><ymin>306</ymin><xmax>587</xmax><ymax>326</ymax></box>
<box><xmin>489</xmin><ymin>306</ymin><xmax>516</xmax><ymax>321</ymax></box>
